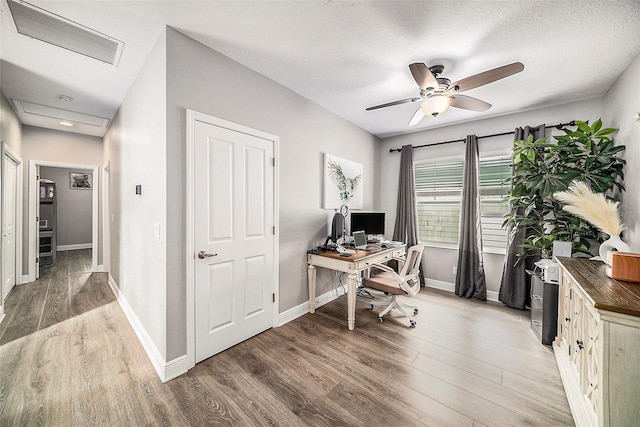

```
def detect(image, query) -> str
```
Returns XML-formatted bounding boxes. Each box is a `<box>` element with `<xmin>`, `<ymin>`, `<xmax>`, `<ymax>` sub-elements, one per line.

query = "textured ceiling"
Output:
<box><xmin>1</xmin><ymin>0</ymin><xmax>640</xmax><ymax>138</ymax></box>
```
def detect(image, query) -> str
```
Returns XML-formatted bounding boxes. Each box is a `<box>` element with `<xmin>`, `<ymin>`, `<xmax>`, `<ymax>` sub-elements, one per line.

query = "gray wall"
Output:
<box><xmin>603</xmin><ymin>52</ymin><xmax>640</xmax><ymax>252</ymax></box>
<box><xmin>20</xmin><ymin>126</ymin><xmax>103</xmax><ymax>275</ymax></box>
<box><xmin>0</xmin><ymin>91</ymin><xmax>21</xmax><ymax>157</ymax></box>
<box><xmin>379</xmin><ymin>99</ymin><xmax>604</xmax><ymax>298</ymax></box>
<box><xmin>103</xmin><ymin>30</ymin><xmax>168</xmax><ymax>359</ymax></box>
<box><xmin>165</xmin><ymin>28</ymin><xmax>380</xmax><ymax>359</ymax></box>
<box><xmin>40</xmin><ymin>167</ymin><xmax>92</xmax><ymax>247</ymax></box>
<box><xmin>0</xmin><ymin>90</ymin><xmax>22</xmax><ymax>313</ymax></box>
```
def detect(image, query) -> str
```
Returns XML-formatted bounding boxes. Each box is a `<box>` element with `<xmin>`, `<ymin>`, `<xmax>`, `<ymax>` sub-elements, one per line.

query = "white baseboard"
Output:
<box><xmin>97</xmin><ymin>264</ymin><xmax>105</xmax><ymax>272</ymax></box>
<box><xmin>57</xmin><ymin>243</ymin><xmax>92</xmax><ymax>251</ymax></box>
<box><xmin>0</xmin><ymin>305</ymin><xmax>5</xmax><ymax>324</ymax></box>
<box><xmin>21</xmin><ymin>274</ymin><xmax>33</xmax><ymax>285</ymax></box>
<box><xmin>425</xmin><ymin>278</ymin><xmax>499</xmax><ymax>302</ymax></box>
<box><xmin>107</xmin><ymin>274</ymin><xmax>187</xmax><ymax>383</ymax></box>
<box><xmin>278</xmin><ymin>288</ymin><xmax>346</xmax><ymax>326</ymax></box>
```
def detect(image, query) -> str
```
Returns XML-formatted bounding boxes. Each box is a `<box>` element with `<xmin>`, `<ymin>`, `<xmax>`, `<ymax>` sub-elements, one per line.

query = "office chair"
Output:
<box><xmin>363</xmin><ymin>244</ymin><xmax>424</xmax><ymax>327</ymax></box>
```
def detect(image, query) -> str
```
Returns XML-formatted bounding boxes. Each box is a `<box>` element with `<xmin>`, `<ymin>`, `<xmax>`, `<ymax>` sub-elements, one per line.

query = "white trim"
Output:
<box><xmin>2</xmin><ymin>144</ymin><xmax>23</xmax><ymax>295</ymax></box>
<box><xmin>278</xmin><ymin>288</ymin><xmax>344</xmax><ymax>326</ymax></box>
<box><xmin>57</xmin><ymin>243</ymin><xmax>92</xmax><ymax>251</ymax></box>
<box><xmin>97</xmin><ymin>264</ymin><xmax>105</xmax><ymax>272</ymax></box>
<box><xmin>425</xmin><ymin>278</ymin><xmax>499</xmax><ymax>302</ymax></box>
<box><xmin>0</xmin><ymin>305</ymin><xmax>5</xmax><ymax>323</ymax></box>
<box><xmin>102</xmin><ymin>161</ymin><xmax>110</xmax><ymax>273</ymax></box>
<box><xmin>185</xmin><ymin>109</ymin><xmax>280</xmax><ymax>370</ymax></box>
<box><xmin>163</xmin><ymin>355</ymin><xmax>190</xmax><ymax>382</ymax></box>
<box><xmin>425</xmin><ymin>278</ymin><xmax>455</xmax><ymax>293</ymax></box>
<box><xmin>28</xmin><ymin>160</ymin><xmax>99</xmax><ymax>280</ymax></box>
<box><xmin>107</xmin><ymin>274</ymin><xmax>187</xmax><ymax>383</ymax></box>
<box><xmin>21</xmin><ymin>275</ymin><xmax>30</xmax><ymax>284</ymax></box>
<box><xmin>487</xmin><ymin>290</ymin><xmax>499</xmax><ymax>302</ymax></box>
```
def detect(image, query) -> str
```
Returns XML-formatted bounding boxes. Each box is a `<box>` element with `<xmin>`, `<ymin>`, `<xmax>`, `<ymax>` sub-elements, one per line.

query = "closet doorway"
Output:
<box><xmin>28</xmin><ymin>161</ymin><xmax>98</xmax><ymax>281</ymax></box>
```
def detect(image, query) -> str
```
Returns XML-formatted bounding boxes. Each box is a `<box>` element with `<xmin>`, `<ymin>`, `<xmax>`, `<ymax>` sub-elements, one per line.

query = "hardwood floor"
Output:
<box><xmin>0</xmin><ymin>252</ymin><xmax>574</xmax><ymax>426</ymax></box>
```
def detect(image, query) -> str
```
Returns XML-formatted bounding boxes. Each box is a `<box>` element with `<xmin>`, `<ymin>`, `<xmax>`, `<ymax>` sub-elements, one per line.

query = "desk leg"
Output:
<box><xmin>347</xmin><ymin>272</ymin><xmax>357</xmax><ymax>330</ymax></box>
<box><xmin>308</xmin><ymin>264</ymin><xmax>316</xmax><ymax>314</ymax></box>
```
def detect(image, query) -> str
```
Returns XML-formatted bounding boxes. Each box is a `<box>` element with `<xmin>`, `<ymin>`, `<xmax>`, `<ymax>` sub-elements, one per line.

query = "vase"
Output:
<box><xmin>599</xmin><ymin>235</ymin><xmax>632</xmax><ymax>277</ymax></box>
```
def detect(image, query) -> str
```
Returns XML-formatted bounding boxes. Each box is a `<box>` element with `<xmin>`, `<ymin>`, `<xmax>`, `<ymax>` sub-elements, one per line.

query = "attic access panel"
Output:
<box><xmin>7</xmin><ymin>0</ymin><xmax>124</xmax><ymax>66</ymax></box>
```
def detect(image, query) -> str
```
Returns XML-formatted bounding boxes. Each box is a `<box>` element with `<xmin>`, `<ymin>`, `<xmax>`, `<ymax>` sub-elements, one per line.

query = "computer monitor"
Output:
<box><xmin>326</xmin><ymin>212</ymin><xmax>344</xmax><ymax>247</ymax></box>
<box><xmin>350</xmin><ymin>212</ymin><xmax>385</xmax><ymax>236</ymax></box>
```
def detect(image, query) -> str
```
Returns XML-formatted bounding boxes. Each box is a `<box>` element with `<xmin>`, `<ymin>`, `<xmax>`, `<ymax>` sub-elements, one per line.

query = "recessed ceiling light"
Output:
<box><xmin>59</xmin><ymin>121</ymin><xmax>74</xmax><ymax>127</ymax></box>
<box><xmin>58</xmin><ymin>95</ymin><xmax>73</xmax><ymax>103</ymax></box>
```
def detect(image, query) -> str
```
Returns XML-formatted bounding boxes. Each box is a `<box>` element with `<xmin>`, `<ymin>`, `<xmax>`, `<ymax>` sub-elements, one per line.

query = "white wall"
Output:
<box><xmin>20</xmin><ymin>125</ymin><xmax>102</xmax><ymax>275</ymax></box>
<box><xmin>103</xmin><ymin>31</ymin><xmax>168</xmax><ymax>360</ymax></box>
<box><xmin>165</xmin><ymin>28</ymin><xmax>380</xmax><ymax>359</ymax></box>
<box><xmin>380</xmin><ymin>99</ymin><xmax>604</xmax><ymax>297</ymax></box>
<box><xmin>40</xmin><ymin>167</ymin><xmax>92</xmax><ymax>247</ymax></box>
<box><xmin>603</xmin><ymin>52</ymin><xmax>640</xmax><ymax>252</ymax></box>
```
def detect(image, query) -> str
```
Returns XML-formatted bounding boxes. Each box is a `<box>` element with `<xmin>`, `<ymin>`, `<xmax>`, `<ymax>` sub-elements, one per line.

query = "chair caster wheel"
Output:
<box><xmin>369</xmin><ymin>304</ymin><xmax>374</xmax><ymax>310</ymax></box>
<box><xmin>409</xmin><ymin>320</ymin><xmax>416</xmax><ymax>328</ymax></box>
<box><xmin>378</xmin><ymin>317</ymin><xmax>384</xmax><ymax>323</ymax></box>
<box><xmin>413</xmin><ymin>308</ymin><xmax>419</xmax><ymax>315</ymax></box>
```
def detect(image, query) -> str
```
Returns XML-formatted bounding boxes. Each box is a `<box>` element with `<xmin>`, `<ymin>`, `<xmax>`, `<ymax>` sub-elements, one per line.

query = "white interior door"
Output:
<box><xmin>2</xmin><ymin>153</ymin><xmax>18</xmax><ymax>301</ymax></box>
<box><xmin>194</xmin><ymin>119</ymin><xmax>275</xmax><ymax>363</ymax></box>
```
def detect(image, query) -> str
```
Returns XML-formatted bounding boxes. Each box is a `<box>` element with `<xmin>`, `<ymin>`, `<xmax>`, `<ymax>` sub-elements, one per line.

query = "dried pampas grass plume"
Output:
<box><xmin>553</xmin><ymin>181</ymin><xmax>624</xmax><ymax>237</ymax></box>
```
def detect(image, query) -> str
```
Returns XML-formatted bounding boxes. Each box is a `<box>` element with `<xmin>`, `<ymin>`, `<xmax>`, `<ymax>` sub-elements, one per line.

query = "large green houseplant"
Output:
<box><xmin>504</xmin><ymin>119</ymin><xmax>626</xmax><ymax>259</ymax></box>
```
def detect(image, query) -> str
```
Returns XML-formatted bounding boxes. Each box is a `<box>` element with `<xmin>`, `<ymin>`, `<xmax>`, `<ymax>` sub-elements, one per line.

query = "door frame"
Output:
<box><xmin>101</xmin><ymin>161</ymin><xmax>110</xmax><ymax>273</ymax></box>
<box><xmin>1</xmin><ymin>143</ymin><xmax>23</xmax><ymax>302</ymax></box>
<box><xmin>185</xmin><ymin>109</ymin><xmax>280</xmax><ymax>369</ymax></box>
<box><xmin>28</xmin><ymin>160</ymin><xmax>99</xmax><ymax>282</ymax></box>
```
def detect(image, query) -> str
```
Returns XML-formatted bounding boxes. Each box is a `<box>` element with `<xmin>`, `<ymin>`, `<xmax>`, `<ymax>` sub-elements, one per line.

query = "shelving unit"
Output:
<box><xmin>39</xmin><ymin>180</ymin><xmax>57</xmax><ymax>265</ymax></box>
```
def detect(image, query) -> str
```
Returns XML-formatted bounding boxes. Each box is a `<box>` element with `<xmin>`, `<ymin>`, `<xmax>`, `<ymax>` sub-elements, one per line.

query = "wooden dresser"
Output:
<box><xmin>554</xmin><ymin>257</ymin><xmax>640</xmax><ymax>426</ymax></box>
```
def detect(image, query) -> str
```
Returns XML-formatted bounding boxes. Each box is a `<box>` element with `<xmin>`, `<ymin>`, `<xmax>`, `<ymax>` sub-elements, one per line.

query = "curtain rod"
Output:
<box><xmin>388</xmin><ymin>121</ymin><xmax>577</xmax><ymax>153</ymax></box>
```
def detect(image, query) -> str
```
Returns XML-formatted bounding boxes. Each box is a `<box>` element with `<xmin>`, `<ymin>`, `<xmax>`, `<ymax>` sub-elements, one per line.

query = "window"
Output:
<box><xmin>414</xmin><ymin>156</ymin><xmax>511</xmax><ymax>250</ymax></box>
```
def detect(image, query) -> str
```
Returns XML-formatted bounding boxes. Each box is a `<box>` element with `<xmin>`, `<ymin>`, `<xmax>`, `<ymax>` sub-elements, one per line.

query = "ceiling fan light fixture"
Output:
<box><xmin>420</xmin><ymin>95</ymin><xmax>451</xmax><ymax>117</ymax></box>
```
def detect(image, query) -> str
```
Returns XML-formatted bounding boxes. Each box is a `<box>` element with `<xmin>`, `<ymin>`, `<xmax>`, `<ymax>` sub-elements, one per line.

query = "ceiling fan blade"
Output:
<box><xmin>409</xmin><ymin>63</ymin><xmax>438</xmax><ymax>90</ymax></box>
<box><xmin>450</xmin><ymin>62</ymin><xmax>524</xmax><ymax>92</ymax></box>
<box><xmin>408</xmin><ymin>107</ymin><xmax>425</xmax><ymax>126</ymax></box>
<box><xmin>450</xmin><ymin>95</ymin><xmax>492</xmax><ymax>112</ymax></box>
<box><xmin>366</xmin><ymin>97</ymin><xmax>421</xmax><ymax>111</ymax></box>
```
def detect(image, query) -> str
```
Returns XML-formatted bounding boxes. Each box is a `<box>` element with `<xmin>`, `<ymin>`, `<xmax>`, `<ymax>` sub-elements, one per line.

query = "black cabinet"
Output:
<box><xmin>530</xmin><ymin>273</ymin><xmax>559</xmax><ymax>345</ymax></box>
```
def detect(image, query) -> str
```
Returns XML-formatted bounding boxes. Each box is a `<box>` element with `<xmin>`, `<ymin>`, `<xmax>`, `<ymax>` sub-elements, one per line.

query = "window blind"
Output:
<box><xmin>414</xmin><ymin>156</ymin><xmax>511</xmax><ymax>248</ymax></box>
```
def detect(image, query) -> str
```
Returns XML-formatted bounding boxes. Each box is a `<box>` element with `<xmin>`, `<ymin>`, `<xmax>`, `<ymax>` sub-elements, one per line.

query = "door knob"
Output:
<box><xmin>198</xmin><ymin>250</ymin><xmax>217</xmax><ymax>259</ymax></box>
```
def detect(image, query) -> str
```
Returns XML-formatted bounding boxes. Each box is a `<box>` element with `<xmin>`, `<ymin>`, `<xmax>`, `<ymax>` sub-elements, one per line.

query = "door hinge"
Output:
<box><xmin>272</xmin><ymin>293</ymin><xmax>275</xmax><ymax>303</ymax></box>
<box><xmin>272</xmin><ymin>157</ymin><xmax>276</xmax><ymax>167</ymax></box>
<box><xmin>37</xmin><ymin>175</ymin><xmax>40</xmax><ymax>180</ymax></box>
<box><xmin>36</xmin><ymin>216</ymin><xmax>39</xmax><ymax>222</ymax></box>
<box><xmin>36</xmin><ymin>258</ymin><xmax>39</xmax><ymax>264</ymax></box>
<box><xmin>272</xmin><ymin>226</ymin><xmax>276</xmax><ymax>235</ymax></box>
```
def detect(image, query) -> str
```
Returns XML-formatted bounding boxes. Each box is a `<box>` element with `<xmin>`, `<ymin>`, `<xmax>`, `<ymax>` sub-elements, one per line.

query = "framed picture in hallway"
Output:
<box><xmin>70</xmin><ymin>172</ymin><xmax>92</xmax><ymax>189</ymax></box>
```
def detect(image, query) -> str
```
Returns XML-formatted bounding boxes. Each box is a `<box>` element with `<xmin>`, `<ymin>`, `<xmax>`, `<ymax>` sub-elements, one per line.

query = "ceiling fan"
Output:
<box><xmin>366</xmin><ymin>61</ymin><xmax>524</xmax><ymax>126</ymax></box>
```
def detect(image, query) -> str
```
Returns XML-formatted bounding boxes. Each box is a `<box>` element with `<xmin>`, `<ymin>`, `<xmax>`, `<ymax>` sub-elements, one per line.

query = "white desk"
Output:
<box><xmin>307</xmin><ymin>244</ymin><xmax>406</xmax><ymax>330</ymax></box>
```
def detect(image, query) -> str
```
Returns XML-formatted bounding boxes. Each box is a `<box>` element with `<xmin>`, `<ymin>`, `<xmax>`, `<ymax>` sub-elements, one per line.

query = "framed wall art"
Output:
<box><xmin>323</xmin><ymin>153</ymin><xmax>363</xmax><ymax>209</ymax></box>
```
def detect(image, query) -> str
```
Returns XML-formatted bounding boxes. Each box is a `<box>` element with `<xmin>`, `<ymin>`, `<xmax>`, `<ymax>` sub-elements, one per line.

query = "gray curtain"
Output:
<box><xmin>498</xmin><ymin>124</ymin><xmax>546</xmax><ymax>309</ymax></box>
<box><xmin>392</xmin><ymin>144</ymin><xmax>424</xmax><ymax>285</ymax></box>
<box><xmin>455</xmin><ymin>135</ymin><xmax>486</xmax><ymax>300</ymax></box>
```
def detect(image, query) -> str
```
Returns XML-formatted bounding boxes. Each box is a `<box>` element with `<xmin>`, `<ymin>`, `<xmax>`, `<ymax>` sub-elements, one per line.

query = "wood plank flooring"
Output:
<box><xmin>0</xmin><ymin>250</ymin><xmax>574</xmax><ymax>426</ymax></box>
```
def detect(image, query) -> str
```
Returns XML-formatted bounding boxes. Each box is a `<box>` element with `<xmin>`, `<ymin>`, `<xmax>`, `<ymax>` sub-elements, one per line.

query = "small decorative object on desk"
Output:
<box><xmin>554</xmin><ymin>180</ymin><xmax>630</xmax><ymax>277</ymax></box>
